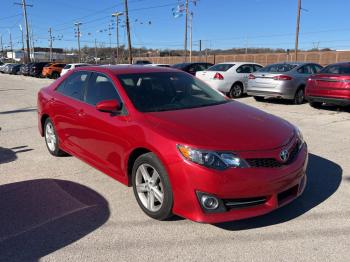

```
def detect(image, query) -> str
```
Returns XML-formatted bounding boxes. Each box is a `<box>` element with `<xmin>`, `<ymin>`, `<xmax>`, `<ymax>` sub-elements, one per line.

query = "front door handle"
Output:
<box><xmin>77</xmin><ymin>109</ymin><xmax>86</xmax><ymax>117</ymax></box>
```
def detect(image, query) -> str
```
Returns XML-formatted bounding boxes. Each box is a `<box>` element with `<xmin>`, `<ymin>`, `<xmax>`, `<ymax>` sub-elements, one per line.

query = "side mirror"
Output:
<box><xmin>96</xmin><ymin>100</ymin><xmax>121</xmax><ymax>114</ymax></box>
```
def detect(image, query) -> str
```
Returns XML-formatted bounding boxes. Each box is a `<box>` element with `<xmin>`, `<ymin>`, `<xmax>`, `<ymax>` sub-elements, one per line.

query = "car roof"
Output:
<box><xmin>75</xmin><ymin>65</ymin><xmax>180</xmax><ymax>75</ymax></box>
<box><xmin>215</xmin><ymin>62</ymin><xmax>261</xmax><ymax>66</ymax></box>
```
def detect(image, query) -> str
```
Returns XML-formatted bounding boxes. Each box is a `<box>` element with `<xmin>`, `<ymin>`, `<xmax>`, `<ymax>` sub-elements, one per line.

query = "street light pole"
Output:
<box><xmin>189</xmin><ymin>12</ymin><xmax>193</xmax><ymax>62</ymax></box>
<box><xmin>112</xmin><ymin>12</ymin><xmax>123</xmax><ymax>64</ymax></box>
<box><xmin>295</xmin><ymin>0</ymin><xmax>301</xmax><ymax>61</ymax></box>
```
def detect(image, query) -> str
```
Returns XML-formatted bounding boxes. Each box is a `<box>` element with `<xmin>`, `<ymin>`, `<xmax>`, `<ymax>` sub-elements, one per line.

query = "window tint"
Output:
<box><xmin>85</xmin><ymin>73</ymin><xmax>121</xmax><ymax>106</ymax></box>
<box><xmin>253</xmin><ymin>65</ymin><xmax>263</xmax><ymax>71</ymax></box>
<box><xmin>297</xmin><ymin>65</ymin><xmax>313</xmax><ymax>74</ymax></box>
<box><xmin>259</xmin><ymin>64</ymin><xmax>298</xmax><ymax>73</ymax></box>
<box><xmin>196</xmin><ymin>64</ymin><xmax>207</xmax><ymax>71</ymax></box>
<box><xmin>118</xmin><ymin>72</ymin><xmax>228</xmax><ymax>112</ymax></box>
<box><xmin>75</xmin><ymin>64</ymin><xmax>88</xmax><ymax>68</ymax></box>
<box><xmin>321</xmin><ymin>64</ymin><xmax>350</xmax><ymax>75</ymax></box>
<box><xmin>56</xmin><ymin>71</ymin><xmax>89</xmax><ymax>100</ymax></box>
<box><xmin>207</xmin><ymin>64</ymin><xmax>234</xmax><ymax>72</ymax></box>
<box><xmin>63</xmin><ymin>65</ymin><xmax>71</xmax><ymax>69</ymax></box>
<box><xmin>312</xmin><ymin>64</ymin><xmax>323</xmax><ymax>73</ymax></box>
<box><xmin>236</xmin><ymin>65</ymin><xmax>253</xmax><ymax>73</ymax></box>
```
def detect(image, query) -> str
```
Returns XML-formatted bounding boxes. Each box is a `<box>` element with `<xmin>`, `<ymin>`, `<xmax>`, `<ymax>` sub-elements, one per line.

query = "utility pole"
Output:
<box><xmin>112</xmin><ymin>12</ymin><xmax>123</xmax><ymax>64</ymax></box>
<box><xmin>48</xmin><ymin>27</ymin><xmax>53</xmax><ymax>62</ymax></box>
<box><xmin>295</xmin><ymin>0</ymin><xmax>301</xmax><ymax>61</ymax></box>
<box><xmin>183</xmin><ymin>0</ymin><xmax>189</xmax><ymax>62</ymax></box>
<box><xmin>189</xmin><ymin>12</ymin><xmax>193</xmax><ymax>62</ymax></box>
<box><xmin>15</xmin><ymin>0</ymin><xmax>32</xmax><ymax>63</ymax></box>
<box><xmin>30</xmin><ymin>21</ymin><xmax>35</xmax><ymax>61</ymax></box>
<box><xmin>8</xmin><ymin>30</ymin><xmax>13</xmax><ymax>61</ymax></box>
<box><xmin>94</xmin><ymin>38</ymin><xmax>98</xmax><ymax>64</ymax></box>
<box><xmin>124</xmin><ymin>0</ymin><xmax>133</xmax><ymax>64</ymax></box>
<box><xmin>0</xmin><ymin>34</ymin><xmax>3</xmax><ymax>58</ymax></box>
<box><xmin>19</xmin><ymin>25</ymin><xmax>24</xmax><ymax>60</ymax></box>
<box><xmin>75</xmin><ymin>22</ymin><xmax>82</xmax><ymax>62</ymax></box>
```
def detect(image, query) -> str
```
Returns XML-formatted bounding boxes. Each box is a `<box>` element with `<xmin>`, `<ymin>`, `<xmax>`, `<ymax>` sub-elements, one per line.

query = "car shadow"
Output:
<box><xmin>0</xmin><ymin>179</ymin><xmax>110</xmax><ymax>261</ymax></box>
<box><xmin>313</xmin><ymin>104</ymin><xmax>350</xmax><ymax>113</ymax></box>
<box><xmin>0</xmin><ymin>107</ymin><xmax>37</xmax><ymax>115</ymax></box>
<box><xmin>214</xmin><ymin>153</ymin><xmax>342</xmax><ymax>230</ymax></box>
<box><xmin>0</xmin><ymin>146</ymin><xmax>34</xmax><ymax>164</ymax></box>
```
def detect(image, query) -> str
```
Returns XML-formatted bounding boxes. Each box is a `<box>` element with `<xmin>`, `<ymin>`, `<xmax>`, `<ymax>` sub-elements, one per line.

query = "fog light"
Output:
<box><xmin>201</xmin><ymin>195</ymin><xmax>219</xmax><ymax>210</ymax></box>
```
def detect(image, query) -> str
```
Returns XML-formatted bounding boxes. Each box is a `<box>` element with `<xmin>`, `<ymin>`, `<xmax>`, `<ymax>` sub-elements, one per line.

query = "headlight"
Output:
<box><xmin>295</xmin><ymin>127</ymin><xmax>305</xmax><ymax>150</ymax></box>
<box><xmin>177</xmin><ymin>145</ymin><xmax>249</xmax><ymax>170</ymax></box>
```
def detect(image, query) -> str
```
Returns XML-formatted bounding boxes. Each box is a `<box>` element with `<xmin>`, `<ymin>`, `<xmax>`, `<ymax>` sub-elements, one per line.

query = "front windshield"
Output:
<box><xmin>118</xmin><ymin>72</ymin><xmax>228</xmax><ymax>112</ymax></box>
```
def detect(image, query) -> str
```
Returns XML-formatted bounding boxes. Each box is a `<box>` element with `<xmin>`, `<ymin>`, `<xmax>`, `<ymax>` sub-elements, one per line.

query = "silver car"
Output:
<box><xmin>247</xmin><ymin>62</ymin><xmax>323</xmax><ymax>104</ymax></box>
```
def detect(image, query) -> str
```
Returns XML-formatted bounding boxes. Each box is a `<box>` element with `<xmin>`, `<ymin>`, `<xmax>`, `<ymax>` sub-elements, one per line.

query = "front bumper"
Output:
<box><xmin>168</xmin><ymin>143</ymin><xmax>308</xmax><ymax>224</ymax></box>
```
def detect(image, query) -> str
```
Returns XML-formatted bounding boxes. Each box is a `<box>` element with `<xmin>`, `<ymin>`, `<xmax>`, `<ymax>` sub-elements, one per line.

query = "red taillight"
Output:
<box><xmin>214</xmin><ymin>72</ymin><xmax>224</xmax><ymax>80</ymax></box>
<box><xmin>248</xmin><ymin>74</ymin><xmax>256</xmax><ymax>80</ymax></box>
<box><xmin>273</xmin><ymin>75</ymin><xmax>292</xmax><ymax>81</ymax></box>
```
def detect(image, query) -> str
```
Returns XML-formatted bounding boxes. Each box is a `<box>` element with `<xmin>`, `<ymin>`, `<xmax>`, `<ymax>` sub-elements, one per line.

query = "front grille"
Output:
<box><xmin>246</xmin><ymin>140</ymin><xmax>301</xmax><ymax>168</ymax></box>
<box><xmin>223</xmin><ymin>196</ymin><xmax>267</xmax><ymax>210</ymax></box>
<box><xmin>246</xmin><ymin>158</ymin><xmax>282</xmax><ymax>168</ymax></box>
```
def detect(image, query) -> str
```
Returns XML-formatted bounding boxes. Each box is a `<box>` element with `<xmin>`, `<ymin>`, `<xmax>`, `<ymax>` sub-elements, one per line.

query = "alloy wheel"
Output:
<box><xmin>45</xmin><ymin>122</ymin><xmax>56</xmax><ymax>152</ymax></box>
<box><xmin>135</xmin><ymin>163</ymin><xmax>164</xmax><ymax>212</ymax></box>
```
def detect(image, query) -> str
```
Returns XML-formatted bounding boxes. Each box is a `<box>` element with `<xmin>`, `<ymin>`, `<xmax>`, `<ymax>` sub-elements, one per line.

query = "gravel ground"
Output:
<box><xmin>0</xmin><ymin>73</ymin><xmax>349</xmax><ymax>262</ymax></box>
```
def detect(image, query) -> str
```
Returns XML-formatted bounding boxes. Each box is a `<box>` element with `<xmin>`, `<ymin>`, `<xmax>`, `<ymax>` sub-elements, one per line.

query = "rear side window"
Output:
<box><xmin>312</xmin><ymin>64</ymin><xmax>323</xmax><ymax>73</ymax></box>
<box><xmin>207</xmin><ymin>64</ymin><xmax>234</xmax><ymax>72</ymax></box>
<box><xmin>56</xmin><ymin>71</ymin><xmax>90</xmax><ymax>100</ymax></box>
<box><xmin>236</xmin><ymin>64</ymin><xmax>254</xmax><ymax>73</ymax></box>
<box><xmin>85</xmin><ymin>73</ymin><xmax>121</xmax><ymax>105</ymax></box>
<box><xmin>259</xmin><ymin>64</ymin><xmax>297</xmax><ymax>73</ymax></box>
<box><xmin>253</xmin><ymin>65</ymin><xmax>263</xmax><ymax>71</ymax></box>
<box><xmin>63</xmin><ymin>65</ymin><xmax>71</xmax><ymax>69</ymax></box>
<box><xmin>321</xmin><ymin>64</ymin><xmax>350</xmax><ymax>74</ymax></box>
<box><xmin>297</xmin><ymin>65</ymin><xmax>313</xmax><ymax>74</ymax></box>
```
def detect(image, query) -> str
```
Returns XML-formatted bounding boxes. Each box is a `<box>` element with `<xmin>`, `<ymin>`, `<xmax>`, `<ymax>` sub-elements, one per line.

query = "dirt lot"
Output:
<box><xmin>0</xmin><ymin>73</ymin><xmax>349</xmax><ymax>261</ymax></box>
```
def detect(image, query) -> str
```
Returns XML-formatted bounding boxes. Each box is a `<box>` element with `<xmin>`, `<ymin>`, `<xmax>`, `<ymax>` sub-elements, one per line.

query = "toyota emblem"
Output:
<box><xmin>280</xmin><ymin>149</ymin><xmax>289</xmax><ymax>162</ymax></box>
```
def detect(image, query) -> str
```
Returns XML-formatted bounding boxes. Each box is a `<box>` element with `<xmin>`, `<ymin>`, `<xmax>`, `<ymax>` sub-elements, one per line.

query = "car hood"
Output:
<box><xmin>143</xmin><ymin>101</ymin><xmax>294</xmax><ymax>151</ymax></box>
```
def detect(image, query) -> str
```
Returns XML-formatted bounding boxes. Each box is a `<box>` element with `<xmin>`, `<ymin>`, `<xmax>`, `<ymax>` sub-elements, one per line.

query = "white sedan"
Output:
<box><xmin>196</xmin><ymin>62</ymin><xmax>262</xmax><ymax>98</ymax></box>
<box><xmin>60</xmin><ymin>63</ymin><xmax>90</xmax><ymax>76</ymax></box>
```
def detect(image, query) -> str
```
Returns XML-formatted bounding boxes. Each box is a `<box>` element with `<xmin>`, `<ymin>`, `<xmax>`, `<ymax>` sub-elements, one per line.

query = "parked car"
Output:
<box><xmin>17</xmin><ymin>64</ymin><xmax>25</xmax><ymax>75</ymax></box>
<box><xmin>30</xmin><ymin>62</ymin><xmax>51</xmax><ymax>77</ymax></box>
<box><xmin>0</xmin><ymin>63</ymin><xmax>13</xmax><ymax>73</ymax></box>
<box><xmin>147</xmin><ymin>64</ymin><xmax>170</xmax><ymax>68</ymax></box>
<box><xmin>306</xmin><ymin>62</ymin><xmax>350</xmax><ymax>107</ymax></box>
<box><xmin>42</xmin><ymin>63</ymin><xmax>66</xmax><ymax>79</ymax></box>
<box><xmin>133</xmin><ymin>60</ymin><xmax>152</xmax><ymax>65</ymax></box>
<box><xmin>60</xmin><ymin>63</ymin><xmax>90</xmax><ymax>76</ymax></box>
<box><xmin>9</xmin><ymin>64</ymin><xmax>22</xmax><ymax>74</ymax></box>
<box><xmin>171</xmin><ymin>62</ymin><xmax>214</xmax><ymax>75</ymax></box>
<box><xmin>247</xmin><ymin>62</ymin><xmax>323</xmax><ymax>104</ymax></box>
<box><xmin>196</xmin><ymin>62</ymin><xmax>263</xmax><ymax>98</ymax></box>
<box><xmin>38</xmin><ymin>65</ymin><xmax>308</xmax><ymax>223</ymax></box>
<box><xmin>21</xmin><ymin>63</ymin><xmax>34</xmax><ymax>76</ymax></box>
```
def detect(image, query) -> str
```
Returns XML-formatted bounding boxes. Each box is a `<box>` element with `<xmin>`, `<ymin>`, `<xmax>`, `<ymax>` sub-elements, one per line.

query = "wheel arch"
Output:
<box><xmin>126</xmin><ymin>147</ymin><xmax>152</xmax><ymax>186</ymax></box>
<box><xmin>40</xmin><ymin>114</ymin><xmax>50</xmax><ymax>137</ymax></box>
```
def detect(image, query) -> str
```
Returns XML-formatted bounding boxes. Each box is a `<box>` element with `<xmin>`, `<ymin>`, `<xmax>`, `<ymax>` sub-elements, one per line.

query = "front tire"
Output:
<box><xmin>44</xmin><ymin>118</ymin><xmax>66</xmax><ymax>156</ymax></box>
<box><xmin>132</xmin><ymin>153</ymin><xmax>173</xmax><ymax>220</ymax></box>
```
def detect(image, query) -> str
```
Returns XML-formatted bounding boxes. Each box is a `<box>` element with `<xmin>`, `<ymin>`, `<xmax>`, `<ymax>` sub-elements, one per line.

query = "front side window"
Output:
<box><xmin>85</xmin><ymin>73</ymin><xmax>121</xmax><ymax>105</ymax></box>
<box><xmin>56</xmin><ymin>71</ymin><xmax>89</xmax><ymax>100</ymax></box>
<box><xmin>118</xmin><ymin>72</ymin><xmax>228</xmax><ymax>112</ymax></box>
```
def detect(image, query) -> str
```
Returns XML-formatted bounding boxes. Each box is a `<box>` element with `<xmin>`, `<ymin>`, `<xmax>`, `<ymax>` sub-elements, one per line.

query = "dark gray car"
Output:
<box><xmin>247</xmin><ymin>62</ymin><xmax>323</xmax><ymax>104</ymax></box>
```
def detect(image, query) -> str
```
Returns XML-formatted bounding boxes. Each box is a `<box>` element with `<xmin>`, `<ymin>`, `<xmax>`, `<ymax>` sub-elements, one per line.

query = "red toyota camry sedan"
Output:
<box><xmin>37</xmin><ymin>65</ymin><xmax>308</xmax><ymax>223</ymax></box>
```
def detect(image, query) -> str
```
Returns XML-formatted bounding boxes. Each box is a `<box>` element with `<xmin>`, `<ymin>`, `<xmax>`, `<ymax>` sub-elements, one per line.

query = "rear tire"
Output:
<box><xmin>254</xmin><ymin>96</ymin><xmax>265</xmax><ymax>102</ymax></box>
<box><xmin>132</xmin><ymin>152</ymin><xmax>173</xmax><ymax>220</ymax></box>
<box><xmin>294</xmin><ymin>88</ymin><xmax>305</xmax><ymax>105</ymax></box>
<box><xmin>52</xmin><ymin>72</ymin><xmax>59</xmax><ymax>79</ymax></box>
<box><xmin>44</xmin><ymin>118</ymin><xmax>66</xmax><ymax>156</ymax></box>
<box><xmin>229</xmin><ymin>83</ymin><xmax>243</xmax><ymax>98</ymax></box>
<box><xmin>309</xmin><ymin>101</ymin><xmax>323</xmax><ymax>109</ymax></box>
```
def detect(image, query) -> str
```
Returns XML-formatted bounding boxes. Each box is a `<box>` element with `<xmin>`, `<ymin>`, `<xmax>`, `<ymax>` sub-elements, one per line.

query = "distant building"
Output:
<box><xmin>5</xmin><ymin>48</ymin><xmax>77</xmax><ymax>62</ymax></box>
